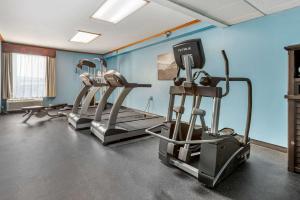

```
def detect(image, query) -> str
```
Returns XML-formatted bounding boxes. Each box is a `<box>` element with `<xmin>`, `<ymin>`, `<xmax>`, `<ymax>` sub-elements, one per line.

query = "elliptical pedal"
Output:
<box><xmin>218</xmin><ymin>128</ymin><xmax>235</xmax><ymax>136</ymax></box>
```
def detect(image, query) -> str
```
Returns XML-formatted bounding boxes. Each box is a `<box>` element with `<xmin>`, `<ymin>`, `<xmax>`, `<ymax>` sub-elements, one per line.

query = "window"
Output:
<box><xmin>11</xmin><ymin>53</ymin><xmax>47</xmax><ymax>99</ymax></box>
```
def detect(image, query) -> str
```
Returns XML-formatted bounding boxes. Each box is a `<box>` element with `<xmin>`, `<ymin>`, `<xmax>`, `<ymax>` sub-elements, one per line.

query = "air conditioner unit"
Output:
<box><xmin>7</xmin><ymin>99</ymin><xmax>43</xmax><ymax>112</ymax></box>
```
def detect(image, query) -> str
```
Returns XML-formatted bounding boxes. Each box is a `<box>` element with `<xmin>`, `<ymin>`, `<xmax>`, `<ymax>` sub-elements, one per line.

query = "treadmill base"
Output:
<box><xmin>68</xmin><ymin>113</ymin><xmax>93</xmax><ymax>130</ymax></box>
<box><xmin>91</xmin><ymin>124</ymin><xmax>147</xmax><ymax>145</ymax></box>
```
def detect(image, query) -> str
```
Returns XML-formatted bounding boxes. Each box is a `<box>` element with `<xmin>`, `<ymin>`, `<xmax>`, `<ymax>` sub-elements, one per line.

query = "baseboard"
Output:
<box><xmin>251</xmin><ymin>139</ymin><xmax>287</xmax><ymax>153</ymax></box>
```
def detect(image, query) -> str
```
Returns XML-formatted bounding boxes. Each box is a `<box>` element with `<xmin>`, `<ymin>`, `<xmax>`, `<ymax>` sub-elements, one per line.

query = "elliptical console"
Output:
<box><xmin>173</xmin><ymin>39</ymin><xmax>205</xmax><ymax>87</ymax></box>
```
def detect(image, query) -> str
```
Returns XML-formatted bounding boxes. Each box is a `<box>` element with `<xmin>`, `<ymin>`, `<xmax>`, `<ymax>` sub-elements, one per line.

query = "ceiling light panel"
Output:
<box><xmin>92</xmin><ymin>0</ymin><xmax>148</xmax><ymax>24</ymax></box>
<box><xmin>70</xmin><ymin>31</ymin><xmax>100</xmax><ymax>43</ymax></box>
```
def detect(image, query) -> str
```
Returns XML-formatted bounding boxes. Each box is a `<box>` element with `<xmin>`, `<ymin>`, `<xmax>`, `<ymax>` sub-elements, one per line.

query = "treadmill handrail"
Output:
<box><xmin>145</xmin><ymin>124</ymin><xmax>224</xmax><ymax>145</ymax></box>
<box><xmin>106</xmin><ymin>87</ymin><xmax>133</xmax><ymax>128</ymax></box>
<box><xmin>79</xmin><ymin>86</ymin><xmax>101</xmax><ymax>116</ymax></box>
<box><xmin>124</xmin><ymin>83</ymin><xmax>151</xmax><ymax>88</ymax></box>
<box><xmin>104</xmin><ymin>83</ymin><xmax>152</xmax><ymax>128</ymax></box>
<box><xmin>71</xmin><ymin>85</ymin><xmax>91</xmax><ymax>114</ymax></box>
<box><xmin>71</xmin><ymin>80</ymin><xmax>107</xmax><ymax>115</ymax></box>
<box><xmin>94</xmin><ymin>86</ymin><xmax>117</xmax><ymax>122</ymax></box>
<box><xmin>93</xmin><ymin>82</ymin><xmax>109</xmax><ymax>87</ymax></box>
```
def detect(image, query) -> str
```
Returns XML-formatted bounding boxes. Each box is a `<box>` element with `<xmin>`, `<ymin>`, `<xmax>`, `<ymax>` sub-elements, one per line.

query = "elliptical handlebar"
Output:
<box><xmin>145</xmin><ymin>124</ymin><xmax>225</xmax><ymax>145</ymax></box>
<box><xmin>221</xmin><ymin>50</ymin><xmax>230</xmax><ymax>97</ymax></box>
<box><xmin>212</xmin><ymin>77</ymin><xmax>252</xmax><ymax>144</ymax></box>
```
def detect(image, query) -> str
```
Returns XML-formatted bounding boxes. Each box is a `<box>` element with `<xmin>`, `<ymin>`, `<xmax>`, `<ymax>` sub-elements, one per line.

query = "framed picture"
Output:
<box><xmin>157</xmin><ymin>52</ymin><xmax>178</xmax><ymax>80</ymax></box>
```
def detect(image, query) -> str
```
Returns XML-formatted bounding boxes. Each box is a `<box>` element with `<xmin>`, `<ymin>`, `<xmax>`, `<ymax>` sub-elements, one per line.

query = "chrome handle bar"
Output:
<box><xmin>145</xmin><ymin>124</ymin><xmax>224</xmax><ymax>145</ymax></box>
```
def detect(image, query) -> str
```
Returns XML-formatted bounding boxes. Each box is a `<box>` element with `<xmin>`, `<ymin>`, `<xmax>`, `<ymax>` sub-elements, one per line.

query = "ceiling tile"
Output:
<box><xmin>169</xmin><ymin>0</ymin><xmax>263</xmax><ymax>25</ymax></box>
<box><xmin>246</xmin><ymin>0</ymin><xmax>300</xmax><ymax>14</ymax></box>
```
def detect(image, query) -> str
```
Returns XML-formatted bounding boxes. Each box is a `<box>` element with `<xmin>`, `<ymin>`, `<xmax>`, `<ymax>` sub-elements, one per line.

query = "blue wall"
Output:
<box><xmin>48</xmin><ymin>50</ymin><xmax>101</xmax><ymax>105</ymax></box>
<box><xmin>105</xmin><ymin>7</ymin><xmax>300</xmax><ymax>147</ymax></box>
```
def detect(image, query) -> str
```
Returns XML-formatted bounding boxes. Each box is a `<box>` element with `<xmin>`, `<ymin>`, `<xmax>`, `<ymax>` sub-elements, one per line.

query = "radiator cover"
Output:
<box><xmin>7</xmin><ymin>99</ymin><xmax>43</xmax><ymax>111</ymax></box>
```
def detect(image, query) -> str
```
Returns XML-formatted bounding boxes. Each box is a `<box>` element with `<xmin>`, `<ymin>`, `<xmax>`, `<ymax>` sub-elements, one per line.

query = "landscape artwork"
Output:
<box><xmin>157</xmin><ymin>52</ymin><xmax>178</xmax><ymax>80</ymax></box>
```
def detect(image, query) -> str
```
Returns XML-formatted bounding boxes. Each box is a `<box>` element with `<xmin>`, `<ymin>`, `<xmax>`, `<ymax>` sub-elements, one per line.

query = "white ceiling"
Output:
<box><xmin>246</xmin><ymin>0</ymin><xmax>300</xmax><ymax>14</ymax></box>
<box><xmin>0</xmin><ymin>0</ymin><xmax>193</xmax><ymax>54</ymax></box>
<box><xmin>1</xmin><ymin>0</ymin><xmax>300</xmax><ymax>54</ymax></box>
<box><xmin>154</xmin><ymin>0</ymin><xmax>300</xmax><ymax>25</ymax></box>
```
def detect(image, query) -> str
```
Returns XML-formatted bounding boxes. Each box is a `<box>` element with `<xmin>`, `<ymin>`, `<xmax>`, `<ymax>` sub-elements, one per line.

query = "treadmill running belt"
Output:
<box><xmin>115</xmin><ymin>117</ymin><xmax>164</xmax><ymax>131</ymax></box>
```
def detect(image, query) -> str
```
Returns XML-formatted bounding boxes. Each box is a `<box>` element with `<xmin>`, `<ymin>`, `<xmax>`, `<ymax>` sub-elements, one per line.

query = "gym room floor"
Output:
<box><xmin>0</xmin><ymin>113</ymin><xmax>299</xmax><ymax>200</ymax></box>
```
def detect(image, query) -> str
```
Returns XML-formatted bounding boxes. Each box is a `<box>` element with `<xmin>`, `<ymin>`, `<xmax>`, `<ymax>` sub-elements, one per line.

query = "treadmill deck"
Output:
<box><xmin>91</xmin><ymin>113</ymin><xmax>164</xmax><ymax>145</ymax></box>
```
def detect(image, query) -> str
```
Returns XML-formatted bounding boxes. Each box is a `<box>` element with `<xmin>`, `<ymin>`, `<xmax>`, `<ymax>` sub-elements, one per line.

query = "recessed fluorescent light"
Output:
<box><xmin>92</xmin><ymin>0</ymin><xmax>148</xmax><ymax>24</ymax></box>
<box><xmin>70</xmin><ymin>31</ymin><xmax>100</xmax><ymax>43</ymax></box>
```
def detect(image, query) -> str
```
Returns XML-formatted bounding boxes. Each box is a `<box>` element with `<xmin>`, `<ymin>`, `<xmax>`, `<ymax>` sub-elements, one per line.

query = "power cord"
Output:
<box><xmin>144</xmin><ymin>96</ymin><xmax>153</xmax><ymax>113</ymax></box>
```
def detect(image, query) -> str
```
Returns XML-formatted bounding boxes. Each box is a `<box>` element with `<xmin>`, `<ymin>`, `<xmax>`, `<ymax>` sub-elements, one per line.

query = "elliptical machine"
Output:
<box><xmin>146</xmin><ymin>39</ymin><xmax>252</xmax><ymax>187</ymax></box>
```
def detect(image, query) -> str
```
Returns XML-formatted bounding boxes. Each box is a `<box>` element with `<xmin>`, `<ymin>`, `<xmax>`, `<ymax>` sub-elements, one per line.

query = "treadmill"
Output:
<box><xmin>68</xmin><ymin>72</ymin><xmax>107</xmax><ymax>129</ymax></box>
<box><xmin>68</xmin><ymin>69</ymin><xmax>151</xmax><ymax>130</ymax></box>
<box><xmin>90</xmin><ymin>70</ymin><xmax>164</xmax><ymax>145</ymax></box>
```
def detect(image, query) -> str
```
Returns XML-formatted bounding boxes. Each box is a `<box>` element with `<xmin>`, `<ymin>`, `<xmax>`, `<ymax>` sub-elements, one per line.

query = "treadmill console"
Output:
<box><xmin>80</xmin><ymin>73</ymin><xmax>93</xmax><ymax>87</ymax></box>
<box><xmin>77</xmin><ymin>59</ymin><xmax>96</xmax><ymax>69</ymax></box>
<box><xmin>104</xmin><ymin>70</ymin><xmax>128</xmax><ymax>87</ymax></box>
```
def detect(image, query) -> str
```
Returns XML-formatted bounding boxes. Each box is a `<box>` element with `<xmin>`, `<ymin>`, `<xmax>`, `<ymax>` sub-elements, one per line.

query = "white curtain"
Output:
<box><xmin>12</xmin><ymin>53</ymin><xmax>47</xmax><ymax>99</ymax></box>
